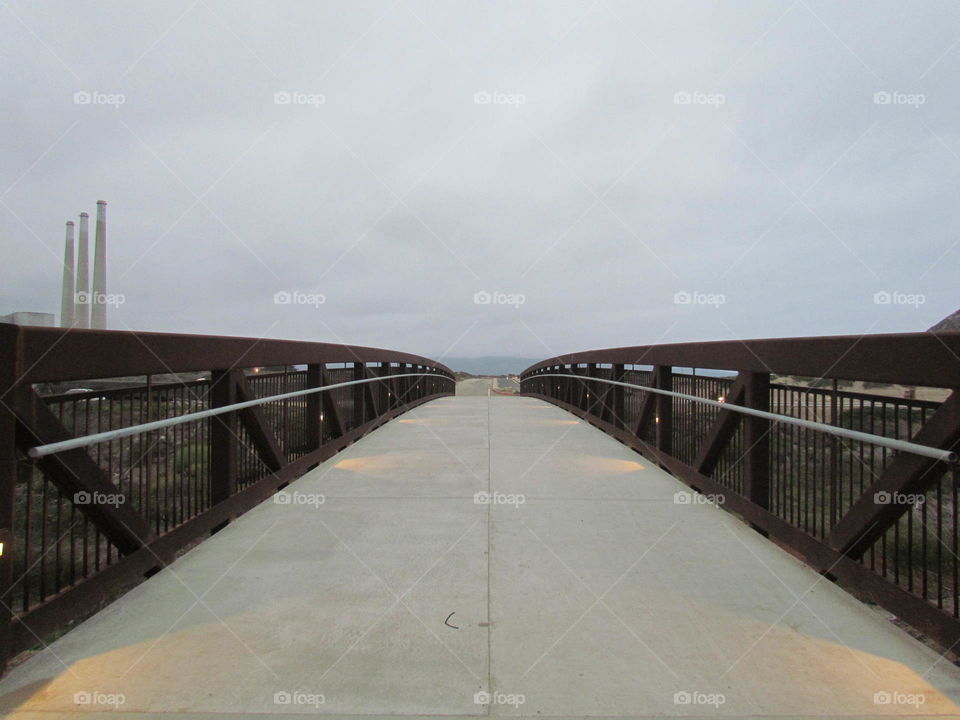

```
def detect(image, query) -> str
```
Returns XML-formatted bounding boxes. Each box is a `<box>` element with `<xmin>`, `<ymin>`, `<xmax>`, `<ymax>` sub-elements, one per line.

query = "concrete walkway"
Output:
<box><xmin>456</xmin><ymin>377</ymin><xmax>497</xmax><ymax>395</ymax></box>
<box><xmin>2</xmin><ymin>396</ymin><xmax>960</xmax><ymax>718</ymax></box>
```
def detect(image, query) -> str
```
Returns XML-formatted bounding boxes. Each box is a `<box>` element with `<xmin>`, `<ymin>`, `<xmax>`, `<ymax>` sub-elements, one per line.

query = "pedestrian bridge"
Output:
<box><xmin>1</xmin><ymin>325</ymin><xmax>959</xmax><ymax>718</ymax></box>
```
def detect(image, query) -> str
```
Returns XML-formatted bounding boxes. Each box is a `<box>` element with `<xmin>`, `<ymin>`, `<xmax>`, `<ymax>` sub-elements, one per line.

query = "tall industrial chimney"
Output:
<box><xmin>75</xmin><ymin>212</ymin><xmax>90</xmax><ymax>329</ymax></box>
<box><xmin>60</xmin><ymin>221</ymin><xmax>75</xmax><ymax>328</ymax></box>
<box><xmin>91</xmin><ymin>200</ymin><xmax>107</xmax><ymax>330</ymax></box>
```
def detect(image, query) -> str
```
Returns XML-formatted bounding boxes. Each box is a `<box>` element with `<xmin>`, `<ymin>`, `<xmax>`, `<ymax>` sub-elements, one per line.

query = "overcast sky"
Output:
<box><xmin>1</xmin><ymin>1</ymin><xmax>958</xmax><ymax>362</ymax></box>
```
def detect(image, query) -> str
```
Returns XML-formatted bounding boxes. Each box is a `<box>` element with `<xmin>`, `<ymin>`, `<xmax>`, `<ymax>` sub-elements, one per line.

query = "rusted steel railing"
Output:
<box><xmin>521</xmin><ymin>332</ymin><xmax>960</xmax><ymax>651</ymax></box>
<box><xmin>0</xmin><ymin>324</ymin><xmax>454</xmax><ymax>669</ymax></box>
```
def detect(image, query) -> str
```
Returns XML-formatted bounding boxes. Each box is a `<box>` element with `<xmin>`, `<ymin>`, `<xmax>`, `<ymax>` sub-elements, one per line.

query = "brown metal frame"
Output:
<box><xmin>0</xmin><ymin>323</ymin><xmax>453</xmax><ymax>670</ymax></box>
<box><xmin>521</xmin><ymin>331</ymin><xmax>960</xmax><ymax>650</ymax></box>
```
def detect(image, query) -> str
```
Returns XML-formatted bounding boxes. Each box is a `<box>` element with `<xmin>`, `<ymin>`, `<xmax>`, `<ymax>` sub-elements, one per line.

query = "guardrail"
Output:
<box><xmin>0</xmin><ymin>324</ymin><xmax>454</xmax><ymax>670</ymax></box>
<box><xmin>521</xmin><ymin>332</ymin><xmax>960</xmax><ymax>651</ymax></box>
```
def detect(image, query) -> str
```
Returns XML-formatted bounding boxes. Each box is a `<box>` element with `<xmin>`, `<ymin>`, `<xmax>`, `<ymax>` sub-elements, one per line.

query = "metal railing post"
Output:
<box><xmin>383</xmin><ymin>363</ymin><xmax>393</xmax><ymax>411</ymax></box>
<box><xmin>352</xmin><ymin>363</ymin><xmax>365</xmax><ymax>428</ymax></box>
<box><xmin>581</xmin><ymin>365</ymin><xmax>589</xmax><ymax>409</ymax></box>
<box><xmin>654</xmin><ymin>365</ymin><xmax>673</xmax><ymax>455</ymax></box>
<box><xmin>829</xmin><ymin>379</ymin><xmax>840</xmax><ymax>528</ymax></box>
<box><xmin>743</xmin><ymin>371</ymin><xmax>771</xmax><ymax>511</ymax></box>
<box><xmin>306</xmin><ymin>364</ymin><xmax>324</xmax><ymax>449</ymax></box>
<box><xmin>588</xmin><ymin>363</ymin><xmax>599</xmax><ymax>415</ymax></box>
<box><xmin>400</xmin><ymin>364</ymin><xmax>409</xmax><ymax>404</ymax></box>
<box><xmin>209</xmin><ymin>368</ymin><xmax>240</xmax><ymax>510</ymax></box>
<box><xmin>613</xmin><ymin>363</ymin><xmax>626</xmax><ymax>429</ymax></box>
<box><xmin>372</xmin><ymin>363</ymin><xmax>384</xmax><ymax>418</ymax></box>
<box><xmin>391</xmin><ymin>365</ymin><xmax>400</xmax><ymax>407</ymax></box>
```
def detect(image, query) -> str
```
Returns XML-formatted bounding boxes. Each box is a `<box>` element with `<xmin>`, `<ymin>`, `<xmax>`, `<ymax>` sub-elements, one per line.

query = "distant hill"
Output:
<box><xmin>443</xmin><ymin>356</ymin><xmax>540</xmax><ymax>375</ymax></box>
<box><xmin>929</xmin><ymin>309</ymin><xmax>960</xmax><ymax>332</ymax></box>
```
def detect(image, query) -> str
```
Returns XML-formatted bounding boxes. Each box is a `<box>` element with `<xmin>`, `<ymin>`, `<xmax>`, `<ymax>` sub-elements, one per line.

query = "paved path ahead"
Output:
<box><xmin>456</xmin><ymin>378</ymin><xmax>496</xmax><ymax>395</ymax></box>
<box><xmin>2</xmin><ymin>396</ymin><xmax>960</xmax><ymax>719</ymax></box>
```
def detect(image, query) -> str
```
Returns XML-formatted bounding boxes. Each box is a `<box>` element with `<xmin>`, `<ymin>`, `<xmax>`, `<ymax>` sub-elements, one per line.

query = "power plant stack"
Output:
<box><xmin>59</xmin><ymin>221</ymin><xmax>75</xmax><ymax>328</ymax></box>
<box><xmin>74</xmin><ymin>212</ymin><xmax>90</xmax><ymax>328</ymax></box>
<box><xmin>61</xmin><ymin>202</ymin><xmax>108</xmax><ymax>329</ymax></box>
<box><xmin>91</xmin><ymin>200</ymin><xmax>108</xmax><ymax>330</ymax></box>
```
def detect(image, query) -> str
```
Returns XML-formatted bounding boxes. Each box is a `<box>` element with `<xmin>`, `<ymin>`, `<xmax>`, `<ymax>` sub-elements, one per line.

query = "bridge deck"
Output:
<box><xmin>1</xmin><ymin>396</ymin><xmax>959</xmax><ymax>719</ymax></box>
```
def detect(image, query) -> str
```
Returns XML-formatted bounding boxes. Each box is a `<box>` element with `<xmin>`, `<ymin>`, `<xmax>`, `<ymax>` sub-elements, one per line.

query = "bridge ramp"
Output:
<box><xmin>1</xmin><ymin>396</ymin><xmax>959</xmax><ymax>718</ymax></box>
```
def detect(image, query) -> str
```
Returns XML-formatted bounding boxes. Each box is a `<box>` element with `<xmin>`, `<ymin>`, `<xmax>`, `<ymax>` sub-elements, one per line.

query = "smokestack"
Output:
<box><xmin>60</xmin><ymin>221</ymin><xmax>75</xmax><ymax>328</ymax></box>
<box><xmin>91</xmin><ymin>200</ymin><xmax>107</xmax><ymax>329</ymax></box>
<box><xmin>75</xmin><ymin>212</ymin><xmax>90</xmax><ymax>328</ymax></box>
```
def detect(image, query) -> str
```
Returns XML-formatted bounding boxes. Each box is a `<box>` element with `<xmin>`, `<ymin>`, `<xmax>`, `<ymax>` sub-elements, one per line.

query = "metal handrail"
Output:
<box><xmin>28</xmin><ymin>372</ymin><xmax>449</xmax><ymax>458</ymax></box>
<box><xmin>526</xmin><ymin>372</ymin><xmax>957</xmax><ymax>464</ymax></box>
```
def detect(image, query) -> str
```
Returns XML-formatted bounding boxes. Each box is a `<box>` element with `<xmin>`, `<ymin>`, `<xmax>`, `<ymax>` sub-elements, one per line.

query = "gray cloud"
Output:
<box><xmin>1</xmin><ymin>0</ymin><xmax>958</xmax><ymax>363</ymax></box>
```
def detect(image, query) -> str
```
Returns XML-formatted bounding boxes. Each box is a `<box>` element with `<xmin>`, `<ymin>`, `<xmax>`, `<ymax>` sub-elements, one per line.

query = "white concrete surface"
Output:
<box><xmin>2</xmin><ymin>396</ymin><xmax>960</xmax><ymax>719</ymax></box>
<box><xmin>456</xmin><ymin>378</ymin><xmax>496</xmax><ymax>395</ymax></box>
